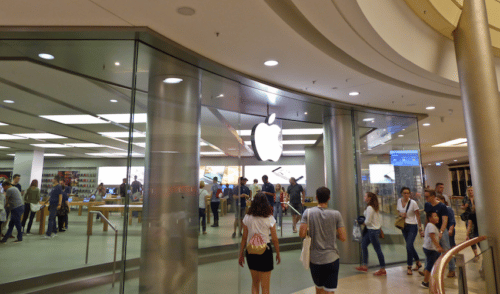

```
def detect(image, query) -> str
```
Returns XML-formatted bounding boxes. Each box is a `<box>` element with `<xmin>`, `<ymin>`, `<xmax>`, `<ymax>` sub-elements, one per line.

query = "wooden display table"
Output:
<box><xmin>302</xmin><ymin>202</ymin><xmax>318</xmax><ymax>208</ymax></box>
<box><xmin>220</xmin><ymin>198</ymin><xmax>227</xmax><ymax>216</ymax></box>
<box><xmin>69</xmin><ymin>201</ymin><xmax>105</xmax><ymax>216</ymax></box>
<box><xmin>88</xmin><ymin>205</ymin><xmax>143</xmax><ymax>232</ymax></box>
<box><xmin>103</xmin><ymin>197</ymin><xmax>122</xmax><ymax>204</ymax></box>
<box><xmin>37</xmin><ymin>205</ymin><xmax>49</xmax><ymax>235</ymax></box>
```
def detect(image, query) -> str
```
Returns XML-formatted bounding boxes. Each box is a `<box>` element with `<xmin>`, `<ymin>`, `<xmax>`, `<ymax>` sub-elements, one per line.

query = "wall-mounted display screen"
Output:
<box><xmin>390</xmin><ymin>150</ymin><xmax>419</xmax><ymax>166</ymax></box>
<box><xmin>244</xmin><ymin>165</ymin><xmax>306</xmax><ymax>184</ymax></box>
<box><xmin>199</xmin><ymin>166</ymin><xmax>242</xmax><ymax>184</ymax></box>
<box><xmin>98</xmin><ymin>166</ymin><xmax>145</xmax><ymax>185</ymax></box>
<box><xmin>368</xmin><ymin>164</ymin><xmax>395</xmax><ymax>184</ymax></box>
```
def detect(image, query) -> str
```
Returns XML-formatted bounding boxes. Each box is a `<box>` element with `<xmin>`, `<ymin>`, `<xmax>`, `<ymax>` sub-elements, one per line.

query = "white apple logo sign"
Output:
<box><xmin>251</xmin><ymin>113</ymin><xmax>283</xmax><ymax>162</ymax></box>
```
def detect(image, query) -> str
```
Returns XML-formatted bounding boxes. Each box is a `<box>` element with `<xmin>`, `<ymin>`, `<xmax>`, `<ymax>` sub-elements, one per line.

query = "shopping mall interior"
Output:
<box><xmin>0</xmin><ymin>0</ymin><xmax>499</xmax><ymax>293</ymax></box>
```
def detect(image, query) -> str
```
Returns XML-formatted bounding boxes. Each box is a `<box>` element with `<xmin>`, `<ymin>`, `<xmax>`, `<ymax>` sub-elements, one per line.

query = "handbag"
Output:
<box><xmin>460</xmin><ymin>212</ymin><xmax>469</xmax><ymax>222</ymax></box>
<box><xmin>395</xmin><ymin>199</ymin><xmax>411</xmax><ymax>230</ymax></box>
<box><xmin>246</xmin><ymin>233</ymin><xmax>268</xmax><ymax>255</ymax></box>
<box><xmin>30</xmin><ymin>203</ymin><xmax>42</xmax><ymax>212</ymax></box>
<box><xmin>300</xmin><ymin>209</ymin><xmax>312</xmax><ymax>269</ymax></box>
<box><xmin>353</xmin><ymin>220</ymin><xmax>362</xmax><ymax>242</ymax></box>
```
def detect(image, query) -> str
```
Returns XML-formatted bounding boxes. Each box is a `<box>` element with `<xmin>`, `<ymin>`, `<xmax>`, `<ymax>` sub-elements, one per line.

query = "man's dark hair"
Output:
<box><xmin>262</xmin><ymin>175</ymin><xmax>268</xmax><ymax>181</ymax></box>
<box><xmin>13</xmin><ymin>174</ymin><xmax>20</xmax><ymax>179</ymax></box>
<box><xmin>426</xmin><ymin>211</ymin><xmax>437</xmax><ymax>222</ymax></box>
<box><xmin>213</xmin><ymin>177</ymin><xmax>218</xmax><ymax>181</ymax></box>
<box><xmin>435</xmin><ymin>183</ymin><xmax>444</xmax><ymax>187</ymax></box>
<box><xmin>316</xmin><ymin>187</ymin><xmax>330</xmax><ymax>203</ymax></box>
<box><xmin>400</xmin><ymin>187</ymin><xmax>411</xmax><ymax>194</ymax></box>
<box><xmin>425</xmin><ymin>189</ymin><xmax>436</xmax><ymax>197</ymax></box>
<box><xmin>2</xmin><ymin>180</ymin><xmax>11</xmax><ymax>187</ymax></box>
<box><xmin>254</xmin><ymin>179</ymin><xmax>258</xmax><ymax>183</ymax></box>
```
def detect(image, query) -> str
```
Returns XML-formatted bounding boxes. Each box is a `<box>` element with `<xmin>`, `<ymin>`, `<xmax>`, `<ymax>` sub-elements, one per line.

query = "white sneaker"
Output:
<box><xmin>51</xmin><ymin>234</ymin><xmax>57</xmax><ymax>238</ymax></box>
<box><xmin>43</xmin><ymin>235</ymin><xmax>51</xmax><ymax>239</ymax></box>
<box><xmin>277</xmin><ymin>226</ymin><xmax>281</xmax><ymax>231</ymax></box>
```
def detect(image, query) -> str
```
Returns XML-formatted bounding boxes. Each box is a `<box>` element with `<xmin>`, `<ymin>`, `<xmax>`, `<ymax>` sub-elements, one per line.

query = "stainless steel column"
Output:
<box><xmin>453</xmin><ymin>0</ymin><xmax>500</xmax><ymax>292</ymax></box>
<box><xmin>139</xmin><ymin>58</ymin><xmax>201</xmax><ymax>293</ymax></box>
<box><xmin>323</xmin><ymin>109</ymin><xmax>360</xmax><ymax>263</ymax></box>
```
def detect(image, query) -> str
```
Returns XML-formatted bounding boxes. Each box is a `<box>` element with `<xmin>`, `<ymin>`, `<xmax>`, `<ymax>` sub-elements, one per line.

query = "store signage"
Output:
<box><xmin>251</xmin><ymin>113</ymin><xmax>283</xmax><ymax>162</ymax></box>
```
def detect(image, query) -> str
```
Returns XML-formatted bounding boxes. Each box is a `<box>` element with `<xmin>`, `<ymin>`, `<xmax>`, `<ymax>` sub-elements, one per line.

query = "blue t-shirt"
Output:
<box><xmin>62</xmin><ymin>186</ymin><xmax>71</xmax><ymax>201</ymax></box>
<box><xmin>424</xmin><ymin>202</ymin><xmax>449</xmax><ymax>230</ymax></box>
<box><xmin>49</xmin><ymin>185</ymin><xmax>63</xmax><ymax>204</ymax></box>
<box><xmin>211</xmin><ymin>184</ymin><xmax>221</xmax><ymax>202</ymax></box>
<box><xmin>261</xmin><ymin>182</ymin><xmax>275</xmax><ymax>206</ymax></box>
<box><xmin>233</xmin><ymin>185</ymin><xmax>250</xmax><ymax>208</ymax></box>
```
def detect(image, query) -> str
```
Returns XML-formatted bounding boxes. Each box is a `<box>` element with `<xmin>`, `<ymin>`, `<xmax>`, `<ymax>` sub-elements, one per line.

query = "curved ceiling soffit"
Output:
<box><xmin>263</xmin><ymin>0</ymin><xmax>460</xmax><ymax>100</ymax></box>
<box><xmin>403</xmin><ymin>0</ymin><xmax>500</xmax><ymax>57</ymax></box>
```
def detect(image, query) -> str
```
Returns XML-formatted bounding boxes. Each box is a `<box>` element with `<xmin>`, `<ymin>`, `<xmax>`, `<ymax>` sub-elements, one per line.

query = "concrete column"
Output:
<box><xmin>453</xmin><ymin>0</ymin><xmax>500</xmax><ymax>292</ymax></box>
<box><xmin>12</xmin><ymin>149</ymin><xmax>44</xmax><ymax>191</ymax></box>
<box><xmin>138</xmin><ymin>57</ymin><xmax>201</xmax><ymax>293</ymax></box>
<box><xmin>323</xmin><ymin>109</ymin><xmax>360</xmax><ymax>263</ymax></box>
<box><xmin>305</xmin><ymin>146</ymin><xmax>325</xmax><ymax>197</ymax></box>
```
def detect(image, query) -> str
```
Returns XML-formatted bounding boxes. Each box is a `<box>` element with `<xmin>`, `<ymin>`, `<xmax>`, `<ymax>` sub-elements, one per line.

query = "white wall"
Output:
<box><xmin>424</xmin><ymin>165</ymin><xmax>453</xmax><ymax>195</ymax></box>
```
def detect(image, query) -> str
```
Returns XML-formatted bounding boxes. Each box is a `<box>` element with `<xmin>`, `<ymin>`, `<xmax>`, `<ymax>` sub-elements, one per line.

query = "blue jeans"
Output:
<box><xmin>199</xmin><ymin>208</ymin><xmax>206</xmax><ymax>232</ymax></box>
<box><xmin>273</xmin><ymin>202</ymin><xmax>282</xmax><ymax>227</ymax></box>
<box><xmin>440</xmin><ymin>228</ymin><xmax>455</xmax><ymax>271</ymax></box>
<box><xmin>46</xmin><ymin>204</ymin><xmax>58</xmax><ymax>237</ymax></box>
<box><xmin>361</xmin><ymin>229</ymin><xmax>386</xmax><ymax>267</ymax></box>
<box><xmin>1</xmin><ymin>205</ymin><xmax>24</xmax><ymax>242</ymax></box>
<box><xmin>402</xmin><ymin>224</ymin><xmax>420</xmax><ymax>266</ymax></box>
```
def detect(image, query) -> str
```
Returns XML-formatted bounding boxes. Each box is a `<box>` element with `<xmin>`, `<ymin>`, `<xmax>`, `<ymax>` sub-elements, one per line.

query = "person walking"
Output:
<box><xmin>356</xmin><ymin>192</ymin><xmax>386</xmax><ymax>276</ymax></box>
<box><xmin>57</xmin><ymin>180</ymin><xmax>70</xmax><ymax>232</ymax></box>
<box><xmin>199</xmin><ymin>181</ymin><xmax>209</xmax><ymax>235</ymax></box>
<box><xmin>210</xmin><ymin>177</ymin><xmax>221</xmax><ymax>227</ymax></box>
<box><xmin>420</xmin><ymin>212</ymin><xmax>444</xmax><ymax>289</ymax></box>
<box><xmin>274</xmin><ymin>184</ymin><xmax>284</xmax><ymax>229</ymax></box>
<box><xmin>0</xmin><ymin>181</ymin><xmax>24</xmax><ymax>243</ymax></box>
<box><xmin>42</xmin><ymin>178</ymin><xmax>62</xmax><ymax>238</ymax></box>
<box><xmin>300</xmin><ymin>187</ymin><xmax>346</xmax><ymax>294</ymax></box>
<box><xmin>261</xmin><ymin>175</ymin><xmax>275</xmax><ymax>211</ymax></box>
<box><xmin>397</xmin><ymin>187</ymin><xmax>423</xmax><ymax>275</ymax></box>
<box><xmin>461</xmin><ymin>186</ymin><xmax>479</xmax><ymax>260</ymax></box>
<box><xmin>21</xmin><ymin>180</ymin><xmax>41</xmax><ymax>235</ymax></box>
<box><xmin>238</xmin><ymin>192</ymin><xmax>280</xmax><ymax>294</ymax></box>
<box><xmin>287</xmin><ymin>177</ymin><xmax>304</xmax><ymax>233</ymax></box>
<box><xmin>437</xmin><ymin>195</ymin><xmax>457</xmax><ymax>276</ymax></box>
<box><xmin>232</xmin><ymin>177</ymin><xmax>250</xmax><ymax>238</ymax></box>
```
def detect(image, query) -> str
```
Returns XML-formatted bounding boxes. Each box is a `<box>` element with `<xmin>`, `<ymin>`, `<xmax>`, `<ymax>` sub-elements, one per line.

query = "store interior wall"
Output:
<box><xmin>424</xmin><ymin>165</ymin><xmax>453</xmax><ymax>195</ymax></box>
<box><xmin>305</xmin><ymin>146</ymin><xmax>325</xmax><ymax>198</ymax></box>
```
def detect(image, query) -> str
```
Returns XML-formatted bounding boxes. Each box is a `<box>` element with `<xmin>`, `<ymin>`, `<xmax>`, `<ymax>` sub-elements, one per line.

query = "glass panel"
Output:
<box><xmin>0</xmin><ymin>40</ymin><xmax>135</xmax><ymax>293</ymax></box>
<box><xmin>355</xmin><ymin>111</ymin><xmax>423</xmax><ymax>265</ymax></box>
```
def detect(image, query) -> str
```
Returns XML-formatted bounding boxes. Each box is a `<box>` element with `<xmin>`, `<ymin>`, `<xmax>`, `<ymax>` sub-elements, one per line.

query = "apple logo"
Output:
<box><xmin>251</xmin><ymin>113</ymin><xmax>283</xmax><ymax>162</ymax></box>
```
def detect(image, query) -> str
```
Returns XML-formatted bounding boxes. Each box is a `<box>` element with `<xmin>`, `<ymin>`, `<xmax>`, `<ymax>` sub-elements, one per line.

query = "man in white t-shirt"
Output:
<box><xmin>199</xmin><ymin>181</ymin><xmax>210</xmax><ymax>235</ymax></box>
<box><xmin>250</xmin><ymin>179</ymin><xmax>261</xmax><ymax>200</ymax></box>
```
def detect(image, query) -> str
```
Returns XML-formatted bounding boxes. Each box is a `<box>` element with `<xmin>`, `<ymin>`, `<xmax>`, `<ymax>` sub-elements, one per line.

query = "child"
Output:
<box><xmin>421</xmin><ymin>211</ymin><xmax>444</xmax><ymax>288</ymax></box>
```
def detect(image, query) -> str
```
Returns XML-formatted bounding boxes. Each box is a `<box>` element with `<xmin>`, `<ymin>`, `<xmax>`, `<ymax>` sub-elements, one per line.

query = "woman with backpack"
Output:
<box><xmin>397</xmin><ymin>187</ymin><xmax>423</xmax><ymax>275</ymax></box>
<box><xmin>238</xmin><ymin>192</ymin><xmax>281</xmax><ymax>294</ymax></box>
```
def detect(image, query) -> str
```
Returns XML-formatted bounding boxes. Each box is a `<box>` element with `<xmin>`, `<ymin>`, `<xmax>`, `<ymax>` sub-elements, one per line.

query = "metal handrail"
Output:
<box><xmin>280</xmin><ymin>201</ymin><xmax>302</xmax><ymax>237</ymax></box>
<box><xmin>86</xmin><ymin>211</ymin><xmax>119</xmax><ymax>288</ymax></box>
<box><xmin>430</xmin><ymin>236</ymin><xmax>487</xmax><ymax>293</ymax></box>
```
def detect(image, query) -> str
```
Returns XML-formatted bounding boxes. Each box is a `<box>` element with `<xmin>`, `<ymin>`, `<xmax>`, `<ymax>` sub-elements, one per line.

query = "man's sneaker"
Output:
<box><xmin>43</xmin><ymin>235</ymin><xmax>51</xmax><ymax>239</ymax></box>
<box><xmin>421</xmin><ymin>282</ymin><xmax>429</xmax><ymax>289</ymax></box>
<box><xmin>25</xmin><ymin>233</ymin><xmax>32</xmax><ymax>236</ymax></box>
<box><xmin>51</xmin><ymin>234</ymin><xmax>57</xmax><ymax>238</ymax></box>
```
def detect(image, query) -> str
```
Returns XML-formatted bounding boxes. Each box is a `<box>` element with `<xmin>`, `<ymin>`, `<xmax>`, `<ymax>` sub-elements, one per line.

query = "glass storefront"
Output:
<box><xmin>0</xmin><ymin>30</ymin><xmax>425</xmax><ymax>293</ymax></box>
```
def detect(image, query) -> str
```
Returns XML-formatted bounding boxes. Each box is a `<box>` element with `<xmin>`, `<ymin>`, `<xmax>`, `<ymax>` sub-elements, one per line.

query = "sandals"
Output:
<box><xmin>413</xmin><ymin>261</ymin><xmax>423</xmax><ymax>271</ymax></box>
<box><xmin>407</xmin><ymin>266</ymin><xmax>413</xmax><ymax>275</ymax></box>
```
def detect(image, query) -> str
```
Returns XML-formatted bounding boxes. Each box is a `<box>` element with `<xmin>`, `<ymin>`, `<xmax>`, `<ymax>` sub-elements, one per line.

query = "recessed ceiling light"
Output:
<box><xmin>426</xmin><ymin>106</ymin><xmax>436</xmax><ymax>110</ymax></box>
<box><xmin>423</xmin><ymin>123</ymin><xmax>431</xmax><ymax>126</ymax></box>
<box><xmin>363</xmin><ymin>118</ymin><xmax>374</xmax><ymax>122</ymax></box>
<box><xmin>14</xmin><ymin>133</ymin><xmax>66</xmax><ymax>139</ymax></box>
<box><xmin>216</xmin><ymin>94</ymin><xmax>224</xmax><ymax>98</ymax></box>
<box><xmin>304</xmin><ymin>112</ymin><xmax>308</xmax><ymax>115</ymax></box>
<box><xmin>398</xmin><ymin>135</ymin><xmax>404</xmax><ymax>137</ymax></box>
<box><xmin>432</xmin><ymin>138</ymin><xmax>468</xmax><ymax>147</ymax></box>
<box><xmin>0</xmin><ymin>122</ymin><xmax>8</xmax><ymax>126</ymax></box>
<box><xmin>40</xmin><ymin>115</ymin><xmax>108</xmax><ymax>124</ymax></box>
<box><xmin>177</xmin><ymin>6</ymin><xmax>196</xmax><ymax>16</ymax></box>
<box><xmin>110</xmin><ymin>99</ymin><xmax>118</xmax><ymax>103</ymax></box>
<box><xmin>264</xmin><ymin>60</ymin><xmax>278</xmax><ymax>67</ymax></box>
<box><xmin>0</xmin><ymin>146</ymin><xmax>9</xmax><ymax>149</ymax></box>
<box><xmin>267</xmin><ymin>93</ymin><xmax>277</xmax><ymax>104</ymax></box>
<box><xmin>454</xmin><ymin>159</ymin><xmax>458</xmax><ymax>162</ymax></box>
<box><xmin>163</xmin><ymin>78</ymin><xmax>183</xmax><ymax>84</ymax></box>
<box><xmin>349</xmin><ymin>92</ymin><xmax>360</xmax><ymax>96</ymax></box>
<box><xmin>114</xmin><ymin>62</ymin><xmax>120</xmax><ymax>66</ymax></box>
<box><xmin>31</xmin><ymin>144</ymin><xmax>71</xmax><ymax>148</ymax></box>
<box><xmin>38</xmin><ymin>53</ymin><xmax>54</xmax><ymax>60</ymax></box>
<box><xmin>3</xmin><ymin>100</ymin><xmax>14</xmax><ymax>104</ymax></box>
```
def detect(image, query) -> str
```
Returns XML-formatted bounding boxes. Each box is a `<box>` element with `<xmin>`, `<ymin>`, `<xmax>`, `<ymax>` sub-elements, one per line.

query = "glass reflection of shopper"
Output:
<box><xmin>22</xmin><ymin>180</ymin><xmax>41</xmax><ymax>235</ymax></box>
<box><xmin>274</xmin><ymin>184</ymin><xmax>284</xmax><ymax>229</ymax></box>
<box><xmin>232</xmin><ymin>177</ymin><xmax>250</xmax><ymax>238</ymax></box>
<box><xmin>356</xmin><ymin>192</ymin><xmax>386</xmax><ymax>276</ymax></box>
<box><xmin>287</xmin><ymin>177</ymin><xmax>304</xmax><ymax>233</ymax></box>
<box><xmin>199</xmin><ymin>181</ymin><xmax>209</xmax><ymax>235</ymax></box>
<box><xmin>300</xmin><ymin>187</ymin><xmax>346</xmax><ymax>294</ymax></box>
<box><xmin>397</xmin><ymin>187</ymin><xmax>423</xmax><ymax>275</ymax></box>
<box><xmin>210</xmin><ymin>177</ymin><xmax>221</xmax><ymax>228</ymax></box>
<box><xmin>238</xmin><ymin>193</ymin><xmax>280</xmax><ymax>294</ymax></box>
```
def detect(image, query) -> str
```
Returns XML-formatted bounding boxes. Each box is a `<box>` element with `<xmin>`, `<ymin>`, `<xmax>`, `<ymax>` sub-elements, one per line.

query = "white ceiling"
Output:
<box><xmin>0</xmin><ymin>0</ymin><xmax>477</xmax><ymax>164</ymax></box>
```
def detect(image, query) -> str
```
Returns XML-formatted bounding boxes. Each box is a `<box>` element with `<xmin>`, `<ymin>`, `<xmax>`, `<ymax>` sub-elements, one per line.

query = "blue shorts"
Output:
<box><xmin>423</xmin><ymin>248</ymin><xmax>441</xmax><ymax>272</ymax></box>
<box><xmin>310</xmin><ymin>259</ymin><xmax>339</xmax><ymax>292</ymax></box>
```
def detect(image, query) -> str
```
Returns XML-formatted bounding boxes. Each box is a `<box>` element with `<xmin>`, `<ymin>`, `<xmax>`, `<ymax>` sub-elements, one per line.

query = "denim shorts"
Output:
<box><xmin>310</xmin><ymin>259</ymin><xmax>340</xmax><ymax>292</ymax></box>
<box><xmin>423</xmin><ymin>248</ymin><xmax>441</xmax><ymax>272</ymax></box>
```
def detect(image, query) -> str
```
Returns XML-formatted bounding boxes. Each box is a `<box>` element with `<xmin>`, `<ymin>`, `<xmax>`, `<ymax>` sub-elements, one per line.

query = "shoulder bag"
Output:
<box><xmin>246</xmin><ymin>233</ymin><xmax>268</xmax><ymax>255</ymax></box>
<box><xmin>30</xmin><ymin>203</ymin><xmax>42</xmax><ymax>212</ymax></box>
<box><xmin>300</xmin><ymin>209</ymin><xmax>312</xmax><ymax>269</ymax></box>
<box><xmin>395</xmin><ymin>199</ymin><xmax>411</xmax><ymax>230</ymax></box>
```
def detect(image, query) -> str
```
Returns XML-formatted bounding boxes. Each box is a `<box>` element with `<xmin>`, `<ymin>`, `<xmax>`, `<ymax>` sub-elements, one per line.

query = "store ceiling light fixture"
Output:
<box><xmin>38</xmin><ymin>53</ymin><xmax>54</xmax><ymax>60</ymax></box>
<box><xmin>264</xmin><ymin>60</ymin><xmax>278</xmax><ymax>67</ymax></box>
<box><xmin>432</xmin><ymin>138</ymin><xmax>468</xmax><ymax>147</ymax></box>
<box><xmin>0</xmin><ymin>134</ymin><xmax>24</xmax><ymax>140</ymax></box>
<box><xmin>99</xmin><ymin>113</ymin><xmax>147</xmax><ymax>123</ymax></box>
<box><xmin>110</xmin><ymin>99</ymin><xmax>118</xmax><ymax>103</ymax></box>
<box><xmin>282</xmin><ymin>150</ymin><xmax>306</xmax><ymax>155</ymax></box>
<box><xmin>99</xmin><ymin>132</ymin><xmax>146</xmax><ymax>138</ymax></box>
<box><xmin>66</xmin><ymin>143</ymin><xmax>105</xmax><ymax>148</ymax></box>
<box><xmin>44</xmin><ymin>154</ymin><xmax>65</xmax><ymax>157</ymax></box>
<box><xmin>0</xmin><ymin>122</ymin><xmax>8</xmax><ymax>126</ymax></box>
<box><xmin>40</xmin><ymin>114</ymin><xmax>108</xmax><ymax>124</ymax></box>
<box><xmin>163</xmin><ymin>78</ymin><xmax>183</xmax><ymax>84</ymax></box>
<box><xmin>177</xmin><ymin>6</ymin><xmax>196</xmax><ymax>16</ymax></box>
<box><xmin>200</xmin><ymin>151</ymin><xmax>225</xmax><ymax>156</ymax></box>
<box><xmin>3</xmin><ymin>100</ymin><xmax>14</xmax><ymax>103</ymax></box>
<box><xmin>238</xmin><ymin>128</ymin><xmax>323</xmax><ymax>136</ymax></box>
<box><xmin>31</xmin><ymin>144</ymin><xmax>71</xmax><ymax>148</ymax></box>
<box><xmin>426</xmin><ymin>106</ymin><xmax>436</xmax><ymax>110</ymax></box>
<box><xmin>398</xmin><ymin>135</ymin><xmax>404</xmax><ymax>137</ymax></box>
<box><xmin>245</xmin><ymin>140</ymin><xmax>316</xmax><ymax>145</ymax></box>
<box><xmin>362</xmin><ymin>118</ymin><xmax>374</xmax><ymax>122</ymax></box>
<box><xmin>349</xmin><ymin>92</ymin><xmax>360</xmax><ymax>96</ymax></box>
<box><xmin>114</xmin><ymin>62</ymin><xmax>120</xmax><ymax>66</ymax></box>
<box><xmin>423</xmin><ymin>123</ymin><xmax>431</xmax><ymax>126</ymax></box>
<box><xmin>14</xmin><ymin>133</ymin><xmax>66</xmax><ymax>139</ymax></box>
<box><xmin>0</xmin><ymin>146</ymin><xmax>9</xmax><ymax>149</ymax></box>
